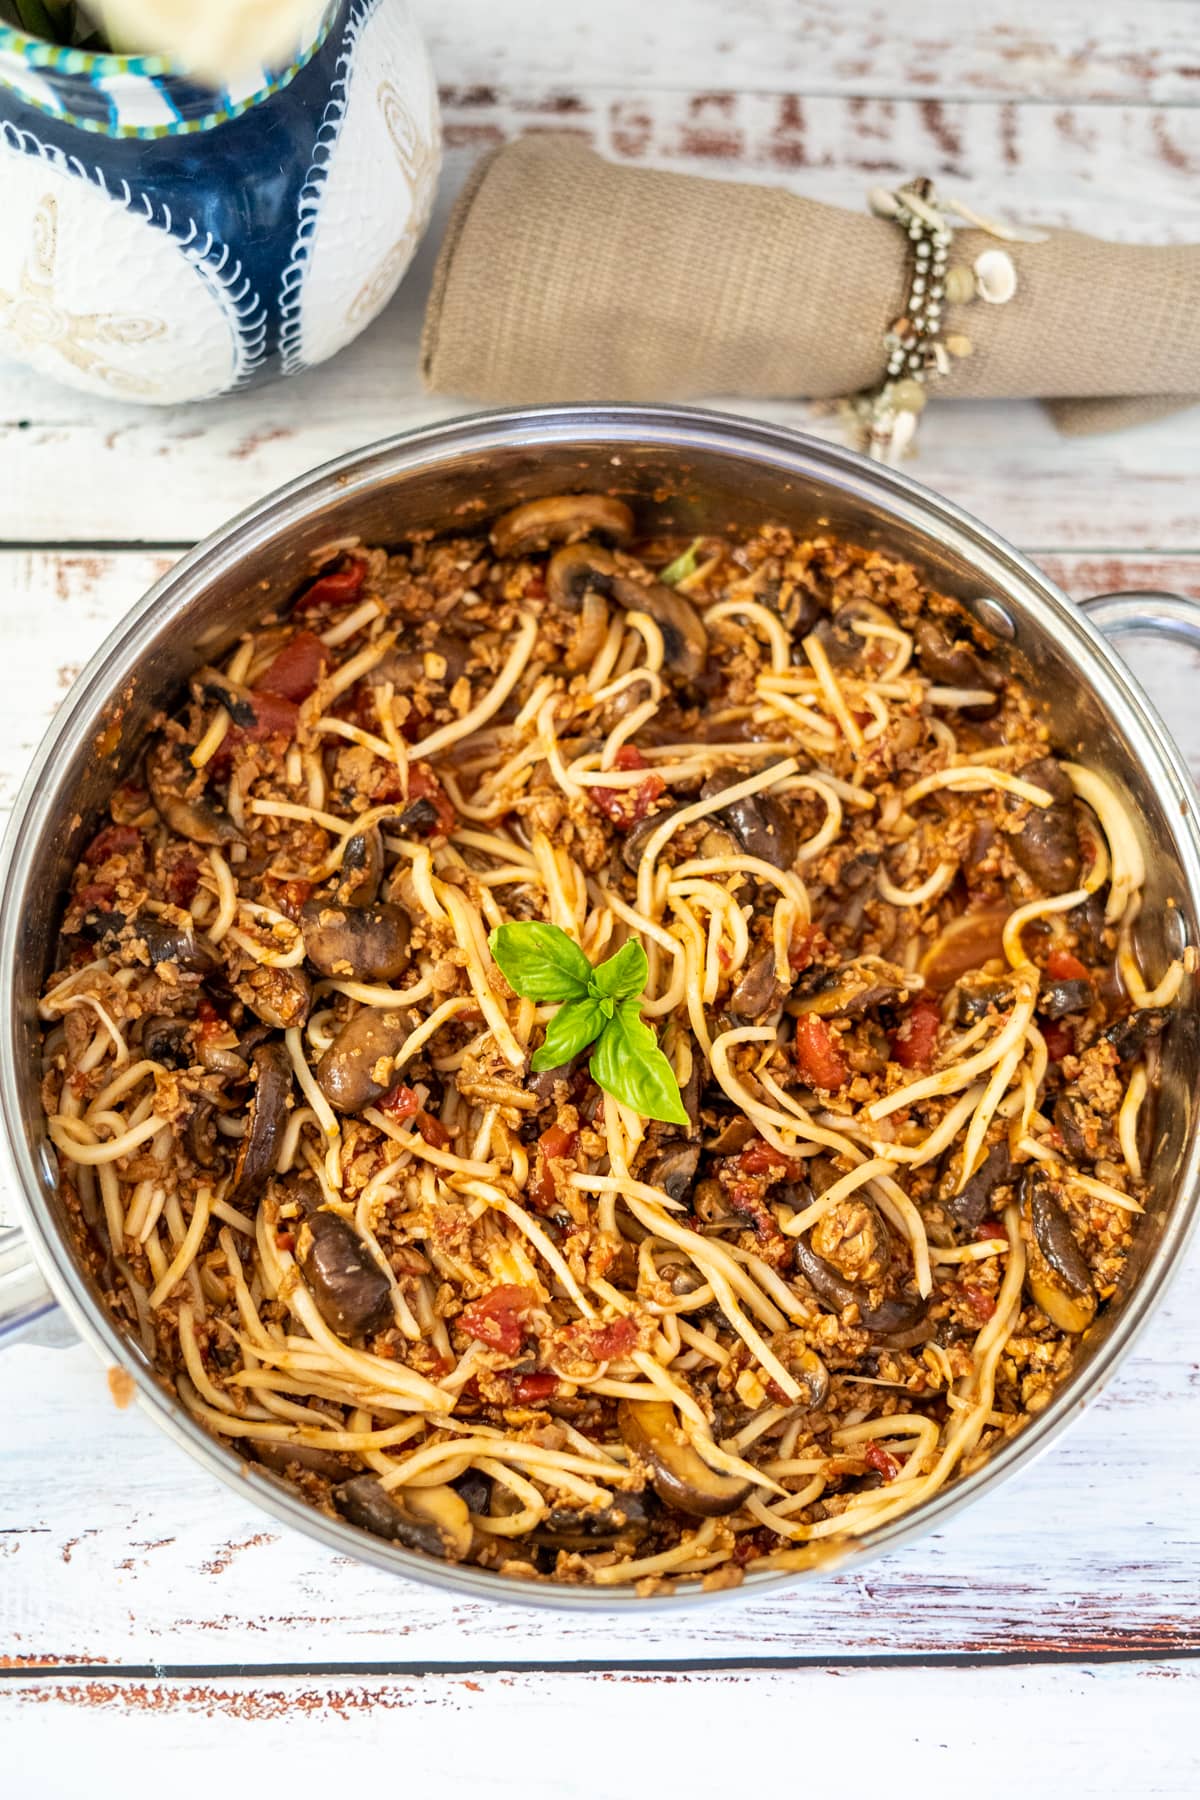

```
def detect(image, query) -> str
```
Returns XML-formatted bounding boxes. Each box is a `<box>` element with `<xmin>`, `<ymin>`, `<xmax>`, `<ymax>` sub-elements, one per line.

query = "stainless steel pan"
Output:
<box><xmin>3</xmin><ymin>405</ymin><xmax>1199</xmax><ymax>1609</ymax></box>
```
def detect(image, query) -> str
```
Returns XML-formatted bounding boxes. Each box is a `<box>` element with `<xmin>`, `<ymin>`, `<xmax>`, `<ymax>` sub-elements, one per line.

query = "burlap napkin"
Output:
<box><xmin>421</xmin><ymin>135</ymin><xmax>1199</xmax><ymax>436</ymax></box>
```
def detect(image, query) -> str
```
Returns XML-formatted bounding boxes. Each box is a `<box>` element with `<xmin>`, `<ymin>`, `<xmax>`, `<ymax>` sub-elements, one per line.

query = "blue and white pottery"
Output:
<box><xmin>0</xmin><ymin>0</ymin><xmax>440</xmax><ymax>402</ymax></box>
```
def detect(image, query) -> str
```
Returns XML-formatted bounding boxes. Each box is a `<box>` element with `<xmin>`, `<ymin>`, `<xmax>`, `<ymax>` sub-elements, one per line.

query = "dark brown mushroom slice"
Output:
<box><xmin>531</xmin><ymin>1491</ymin><xmax>653</xmax><ymax>1551</ymax></box>
<box><xmin>950</xmin><ymin>974</ymin><xmax>1014</xmax><ymax>1025</ymax></box>
<box><xmin>300</xmin><ymin>897</ymin><xmax>412</xmax><ymax>981</ymax></box>
<box><xmin>641</xmin><ymin>1140</ymin><xmax>701</xmax><ymax>1205</ymax></box>
<box><xmin>1022</xmin><ymin>1171</ymin><xmax>1097</xmax><ymax>1333</ymax></box>
<box><xmin>704</xmin><ymin>1114</ymin><xmax>757</xmax><ymax>1156</ymax></box>
<box><xmin>297</xmin><ymin>1210</ymin><xmax>393</xmax><ymax>1338</ymax></box>
<box><xmin>792</xmin><ymin>1232</ymin><xmax>929</xmax><ymax>1344</ymax></box>
<box><xmin>135</xmin><ymin>917</ymin><xmax>220</xmax><ymax>976</ymax></box>
<box><xmin>192</xmin><ymin>664</ymin><xmax>259</xmax><ymax>729</ymax></box>
<box><xmin>617</xmin><ymin>1401</ymin><xmax>752</xmax><ymax>1517</ymax></box>
<box><xmin>1037</xmin><ymin>978</ymin><xmax>1094</xmax><ymax>1020</ymax></box>
<box><xmin>230</xmin><ymin>1042</ymin><xmax>293</xmax><ymax>1203</ymax></box>
<box><xmin>913</xmin><ymin>618</ymin><xmax>1004</xmax><ymax>711</ymax></box>
<box><xmin>791</xmin><ymin>959</ymin><xmax>910</xmax><ymax>1020</ymax></box>
<box><xmin>1106</xmin><ymin>1008</ymin><xmax>1169</xmax><ymax>1063</ymax></box>
<box><xmin>146</xmin><ymin>738</ymin><xmax>241</xmax><ymax>848</ymax></box>
<box><xmin>491</xmin><ymin>494</ymin><xmax>635</xmax><ymax>558</ymax></box>
<box><xmin>316</xmin><ymin>1006</ymin><xmax>413</xmax><ymax>1113</ymax></box>
<box><xmin>699</xmin><ymin>767</ymin><xmax>798</xmax><ymax>870</ymax></box>
<box><xmin>334</xmin><ymin>825</ymin><xmax>384</xmax><ymax>909</ymax></box>
<box><xmin>252</xmin><ymin>1439</ymin><xmax>350</xmax><ymax>1483</ymax></box>
<box><xmin>364</xmin><ymin>633</ymin><xmax>473</xmax><ymax>695</ymax></box>
<box><xmin>141</xmin><ymin>1014</ymin><xmax>193</xmax><ymax>1069</ymax></box>
<box><xmin>453</xmin><ymin>1468</ymin><xmax>492</xmax><ymax>1517</ymax></box>
<box><xmin>547</xmin><ymin>542</ymin><xmax>708</xmax><ymax>683</ymax></box>
<box><xmin>185</xmin><ymin>1097</ymin><xmax>223</xmax><ymax>1171</ymax></box>
<box><xmin>393</xmin><ymin>796</ymin><xmax>441</xmax><ymax>839</ymax></box>
<box><xmin>230</xmin><ymin>965</ymin><xmax>313</xmax><ymax>1032</ymax></box>
<box><xmin>812</xmin><ymin>598</ymin><xmax>894</xmax><ymax>669</ymax></box>
<box><xmin>1052</xmin><ymin>1094</ymin><xmax>1094</xmax><ymax>1165</ymax></box>
<box><xmin>945</xmin><ymin>1141</ymin><xmax>1013</xmax><ymax>1229</ymax></box>
<box><xmin>621</xmin><ymin>801</ymin><xmax>687</xmax><ymax>875</ymax></box>
<box><xmin>771</xmin><ymin>1339</ymin><xmax>831</xmax><ymax>1411</ymax></box>
<box><xmin>334</xmin><ymin>1475</ymin><xmax>467</xmax><ymax>1560</ymax></box>
<box><xmin>1010</xmin><ymin>757</ymin><xmax>1081</xmax><ymax>891</ymax></box>
<box><xmin>728</xmin><ymin>947</ymin><xmax>787</xmax><ymax>1019</ymax></box>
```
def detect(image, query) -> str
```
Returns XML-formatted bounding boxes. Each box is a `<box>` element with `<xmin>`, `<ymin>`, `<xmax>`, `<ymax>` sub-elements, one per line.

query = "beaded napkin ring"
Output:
<box><xmin>847</xmin><ymin>177</ymin><xmax>1047</xmax><ymax>464</ymax></box>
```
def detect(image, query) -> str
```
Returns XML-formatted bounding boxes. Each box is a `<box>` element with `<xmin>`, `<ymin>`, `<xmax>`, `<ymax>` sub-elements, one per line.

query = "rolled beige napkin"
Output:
<box><xmin>421</xmin><ymin>134</ymin><xmax>1199</xmax><ymax>436</ymax></box>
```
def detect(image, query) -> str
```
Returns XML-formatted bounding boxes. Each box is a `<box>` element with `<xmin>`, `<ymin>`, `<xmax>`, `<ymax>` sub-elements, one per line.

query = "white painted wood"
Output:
<box><xmin>416</xmin><ymin>0</ymin><xmax>1200</xmax><ymax>104</ymax></box>
<box><xmin>2</xmin><ymin>1663</ymin><xmax>1198</xmax><ymax>1798</ymax></box>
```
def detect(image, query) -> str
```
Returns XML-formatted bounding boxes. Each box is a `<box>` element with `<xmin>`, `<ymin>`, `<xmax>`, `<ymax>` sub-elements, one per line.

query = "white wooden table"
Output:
<box><xmin>3</xmin><ymin>4</ymin><xmax>1200</xmax><ymax>1791</ymax></box>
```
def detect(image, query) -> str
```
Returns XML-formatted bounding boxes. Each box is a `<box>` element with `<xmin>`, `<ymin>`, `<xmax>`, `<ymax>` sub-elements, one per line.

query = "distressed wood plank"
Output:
<box><xmin>415</xmin><ymin>0</ymin><xmax>1200</xmax><ymax>105</ymax></box>
<box><xmin>2</xmin><ymin>1663</ymin><xmax>1198</xmax><ymax>1799</ymax></box>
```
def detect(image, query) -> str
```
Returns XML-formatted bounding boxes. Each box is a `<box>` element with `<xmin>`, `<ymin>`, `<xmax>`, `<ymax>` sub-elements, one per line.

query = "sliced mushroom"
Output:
<box><xmin>728</xmin><ymin>947</ymin><xmax>787</xmax><ymax>1019</ymax></box>
<box><xmin>792</xmin><ymin>1231</ymin><xmax>929</xmax><ymax>1346</ymax></box>
<box><xmin>1037</xmin><ymin>978</ymin><xmax>1094</xmax><ymax>1020</ymax></box>
<box><xmin>491</xmin><ymin>494</ymin><xmax>634</xmax><ymax>558</ymax></box>
<box><xmin>622</xmin><ymin>801</ymin><xmax>687</xmax><ymax>874</ymax></box>
<box><xmin>949</xmin><ymin>974</ymin><xmax>1014</xmax><ymax>1025</ymax></box>
<box><xmin>1106</xmin><ymin>1008</ymin><xmax>1169</xmax><ymax>1063</ymax></box>
<box><xmin>531</xmin><ymin>1491</ymin><xmax>653</xmax><ymax>1552</ymax></box>
<box><xmin>230</xmin><ymin>1042</ymin><xmax>292</xmax><ymax>1202</ymax></box>
<box><xmin>334</xmin><ymin>825</ymin><xmax>384</xmax><ymax>908</ymax></box>
<box><xmin>185</xmin><ymin>1097</ymin><xmax>223</xmax><ymax>1171</ymax></box>
<box><xmin>770</xmin><ymin>1336</ymin><xmax>832</xmax><ymax>1412</ymax></box>
<box><xmin>300</xmin><ymin>897</ymin><xmax>412</xmax><ymax>981</ymax></box>
<box><xmin>1053</xmin><ymin>1093</ymin><xmax>1094</xmax><ymax>1165</ymax></box>
<box><xmin>913</xmin><ymin>618</ymin><xmax>1003</xmax><ymax>707</ymax></box>
<box><xmin>142</xmin><ymin>1014</ymin><xmax>193</xmax><ymax>1069</ymax></box>
<box><xmin>791</xmin><ymin>958</ymin><xmax>909</xmax><ymax>1019</ymax></box>
<box><xmin>192</xmin><ymin>665</ymin><xmax>259</xmax><ymax>729</ymax></box>
<box><xmin>640</xmin><ymin>1140</ymin><xmax>701</xmax><ymax>1205</ymax></box>
<box><xmin>252</xmin><ymin>1439</ymin><xmax>350</xmax><ymax>1483</ymax></box>
<box><xmin>364</xmin><ymin>633</ymin><xmax>473</xmax><ymax>695</ymax></box>
<box><xmin>704</xmin><ymin>1114</ymin><xmax>757</xmax><ymax>1156</ymax></box>
<box><xmin>547</xmin><ymin>543</ymin><xmax>707</xmax><ymax>683</ymax></box>
<box><xmin>453</xmin><ymin>1469</ymin><xmax>492</xmax><ymax>1516</ymax></box>
<box><xmin>617</xmin><ymin>1400</ymin><xmax>751</xmax><ymax>1517</ymax></box>
<box><xmin>1022</xmin><ymin>1171</ymin><xmax>1097</xmax><ymax>1333</ymax></box>
<box><xmin>1010</xmin><ymin>757</ymin><xmax>1081</xmax><ymax>891</ymax></box>
<box><xmin>297</xmin><ymin>1210</ymin><xmax>392</xmax><ymax>1338</ymax></box>
<box><xmin>919</xmin><ymin>908</ymin><xmax>1009</xmax><ymax>992</ymax></box>
<box><xmin>811</xmin><ymin>1198</ymin><xmax>891</xmax><ymax>1286</ymax></box>
<box><xmin>334</xmin><ymin>1475</ymin><xmax>470</xmax><ymax>1560</ymax></box>
<box><xmin>699</xmin><ymin>767</ymin><xmax>797</xmax><ymax>869</ymax></box>
<box><xmin>316</xmin><ymin>1006</ymin><xmax>413</xmax><ymax>1113</ymax></box>
<box><xmin>146</xmin><ymin>739</ymin><xmax>241</xmax><ymax>847</ymax></box>
<box><xmin>394</xmin><ymin>796</ymin><xmax>441</xmax><ymax>839</ymax></box>
<box><xmin>813</xmin><ymin>598</ymin><xmax>894</xmax><ymax>668</ymax></box>
<box><xmin>945</xmin><ymin>1140</ymin><xmax>1013</xmax><ymax>1229</ymax></box>
<box><xmin>230</xmin><ymin>964</ymin><xmax>313</xmax><ymax>1031</ymax></box>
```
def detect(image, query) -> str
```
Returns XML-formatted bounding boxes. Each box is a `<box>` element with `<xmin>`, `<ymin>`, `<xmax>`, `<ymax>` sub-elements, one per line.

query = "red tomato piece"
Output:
<box><xmin>576</xmin><ymin>1316</ymin><xmax>637</xmax><ymax>1362</ymax></box>
<box><xmin>165</xmin><ymin>858</ymin><xmax>201</xmax><ymax>909</ymax></box>
<box><xmin>524</xmin><ymin>572</ymin><xmax>547</xmax><ymax>600</ymax></box>
<box><xmin>531</xmin><ymin>1124</ymin><xmax>579</xmax><ymax>1212</ymax></box>
<box><xmin>864</xmin><ymin>1441</ymin><xmax>901</xmax><ymax>1482</ymax></box>
<box><xmin>891</xmin><ymin>995</ymin><xmax>941</xmax><ymax>1071</ymax></box>
<box><xmin>416</xmin><ymin>1112</ymin><xmax>451</xmax><ymax>1150</ymax></box>
<box><xmin>735</xmin><ymin>1138</ymin><xmax>799</xmax><ymax>1178</ymax></box>
<box><xmin>459</xmin><ymin>1285</ymin><xmax>534</xmax><ymax>1356</ymax></box>
<box><xmin>961</xmin><ymin>1281</ymin><xmax>997</xmax><ymax>1323</ymax></box>
<box><xmin>243</xmin><ymin>691</ymin><xmax>300</xmax><ymax>740</ymax></box>
<box><xmin>1045</xmin><ymin>948</ymin><xmax>1090</xmax><ymax>983</ymax></box>
<box><xmin>74</xmin><ymin>882</ymin><xmax>115</xmax><ymax>913</ymax></box>
<box><xmin>378</xmin><ymin>1083</ymin><xmax>421</xmax><ymax>1124</ymax></box>
<box><xmin>256</xmin><ymin>630</ymin><xmax>328</xmax><ymax>702</ymax></box>
<box><xmin>1043</xmin><ymin>1020</ymin><xmax>1074</xmax><ymax>1062</ymax></box>
<box><xmin>292</xmin><ymin>559</ymin><xmax>367</xmax><ymax>613</ymax></box>
<box><xmin>275</xmin><ymin>1231</ymin><xmax>295</xmax><ymax>1255</ymax></box>
<box><xmin>794</xmin><ymin>1016</ymin><xmax>849</xmax><ymax>1091</ymax></box>
<box><xmin>83</xmin><ymin>823</ymin><xmax>141</xmax><ymax>866</ymax></box>
<box><xmin>788</xmin><ymin>922</ymin><xmax>829</xmax><ymax>972</ymax></box>
<box><xmin>976</xmin><ymin>1220</ymin><xmax>1008</xmax><ymax>1241</ymax></box>
<box><xmin>591</xmin><ymin>745</ymin><xmax>666</xmax><ymax>831</ymax></box>
<box><xmin>509</xmin><ymin>1371</ymin><xmax>558</xmax><ymax>1402</ymax></box>
<box><xmin>408</xmin><ymin>762</ymin><xmax>457</xmax><ymax>837</ymax></box>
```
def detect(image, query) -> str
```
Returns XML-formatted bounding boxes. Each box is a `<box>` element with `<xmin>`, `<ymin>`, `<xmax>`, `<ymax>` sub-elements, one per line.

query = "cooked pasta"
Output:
<box><xmin>38</xmin><ymin>498</ymin><xmax>1186</xmax><ymax>1592</ymax></box>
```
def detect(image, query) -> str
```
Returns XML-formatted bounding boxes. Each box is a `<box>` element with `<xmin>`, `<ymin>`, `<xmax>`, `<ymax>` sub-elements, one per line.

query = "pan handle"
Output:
<box><xmin>0</xmin><ymin>1226</ymin><xmax>58</xmax><ymax>1345</ymax></box>
<box><xmin>1083</xmin><ymin>589</ymin><xmax>1200</xmax><ymax>650</ymax></box>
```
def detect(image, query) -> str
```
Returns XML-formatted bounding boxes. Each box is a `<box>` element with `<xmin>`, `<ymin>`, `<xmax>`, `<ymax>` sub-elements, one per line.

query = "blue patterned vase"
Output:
<box><xmin>0</xmin><ymin>1</ymin><xmax>440</xmax><ymax>402</ymax></box>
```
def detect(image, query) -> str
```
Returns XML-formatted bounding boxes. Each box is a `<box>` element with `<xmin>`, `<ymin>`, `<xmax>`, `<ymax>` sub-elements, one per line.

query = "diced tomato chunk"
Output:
<box><xmin>531</xmin><ymin>1124</ymin><xmax>579</xmax><ymax>1212</ymax></box>
<box><xmin>961</xmin><ymin>1281</ymin><xmax>997</xmax><ymax>1323</ymax></box>
<box><xmin>292</xmin><ymin>558</ymin><xmax>367</xmax><ymax>613</ymax></box>
<box><xmin>256</xmin><ymin>630</ymin><xmax>328</xmax><ymax>702</ymax></box>
<box><xmin>891</xmin><ymin>994</ymin><xmax>942</xmax><ymax>1071</ymax></box>
<box><xmin>74</xmin><ymin>881</ymin><xmax>115</xmax><ymax>914</ymax></box>
<box><xmin>572</xmin><ymin>1316</ymin><xmax>637</xmax><ymax>1362</ymax></box>
<box><xmin>1043</xmin><ymin>1020</ymin><xmax>1074</xmax><ymax>1062</ymax></box>
<box><xmin>864</xmin><ymin>1441</ymin><xmax>901</xmax><ymax>1482</ymax></box>
<box><xmin>788</xmin><ymin>922</ymin><xmax>831</xmax><ymax>972</ymax></box>
<box><xmin>591</xmin><ymin>745</ymin><xmax>666</xmax><ymax>831</ymax></box>
<box><xmin>976</xmin><ymin>1220</ymin><xmax>1008</xmax><ymax>1241</ymax></box>
<box><xmin>509</xmin><ymin>1371</ymin><xmax>558</xmax><ymax>1402</ymax></box>
<box><xmin>407</xmin><ymin>762</ymin><xmax>457</xmax><ymax>836</ymax></box>
<box><xmin>523</xmin><ymin>572</ymin><xmax>547</xmax><ymax>600</ymax></box>
<box><xmin>243</xmin><ymin>690</ymin><xmax>299</xmax><ymax>740</ymax></box>
<box><xmin>793</xmin><ymin>1016</ymin><xmax>849</xmax><ymax>1091</ymax></box>
<box><xmin>83</xmin><ymin>823</ymin><xmax>141</xmax><ymax>866</ymax></box>
<box><xmin>378</xmin><ymin>1082</ymin><xmax>421</xmax><ymax>1124</ymax></box>
<box><xmin>416</xmin><ymin>1111</ymin><xmax>451</xmax><ymax>1150</ymax></box>
<box><xmin>1045</xmin><ymin>948</ymin><xmax>1090</xmax><ymax>983</ymax></box>
<box><xmin>165</xmin><ymin>858</ymin><xmax>201</xmax><ymax>908</ymax></box>
<box><xmin>459</xmin><ymin>1285</ymin><xmax>534</xmax><ymax>1356</ymax></box>
<box><xmin>275</xmin><ymin>1231</ymin><xmax>295</xmax><ymax>1254</ymax></box>
<box><xmin>735</xmin><ymin>1138</ymin><xmax>799</xmax><ymax>1179</ymax></box>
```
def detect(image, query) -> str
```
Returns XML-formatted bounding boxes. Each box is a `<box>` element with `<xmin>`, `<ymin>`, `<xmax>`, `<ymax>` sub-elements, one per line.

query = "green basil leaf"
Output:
<box><xmin>591</xmin><ymin>937</ymin><xmax>648</xmax><ymax>1001</ymax></box>
<box><xmin>530</xmin><ymin>997</ymin><xmax>605</xmax><ymax>1072</ymax></box>
<box><xmin>658</xmin><ymin>538</ymin><xmax>703</xmax><ymax>588</ymax></box>
<box><xmin>590</xmin><ymin>1001</ymin><xmax>689</xmax><ymax>1126</ymax></box>
<box><xmin>489</xmin><ymin>921</ymin><xmax>593</xmax><ymax>1003</ymax></box>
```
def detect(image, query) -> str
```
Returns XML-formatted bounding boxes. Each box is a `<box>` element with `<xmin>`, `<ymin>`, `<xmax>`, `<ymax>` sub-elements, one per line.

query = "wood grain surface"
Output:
<box><xmin>1</xmin><ymin>1</ymin><xmax>1198</xmax><ymax>1781</ymax></box>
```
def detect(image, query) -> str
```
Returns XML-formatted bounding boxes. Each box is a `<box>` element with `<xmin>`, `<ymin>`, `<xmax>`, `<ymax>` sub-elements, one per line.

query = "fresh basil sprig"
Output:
<box><xmin>489</xmin><ymin>922</ymin><xmax>689</xmax><ymax>1126</ymax></box>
